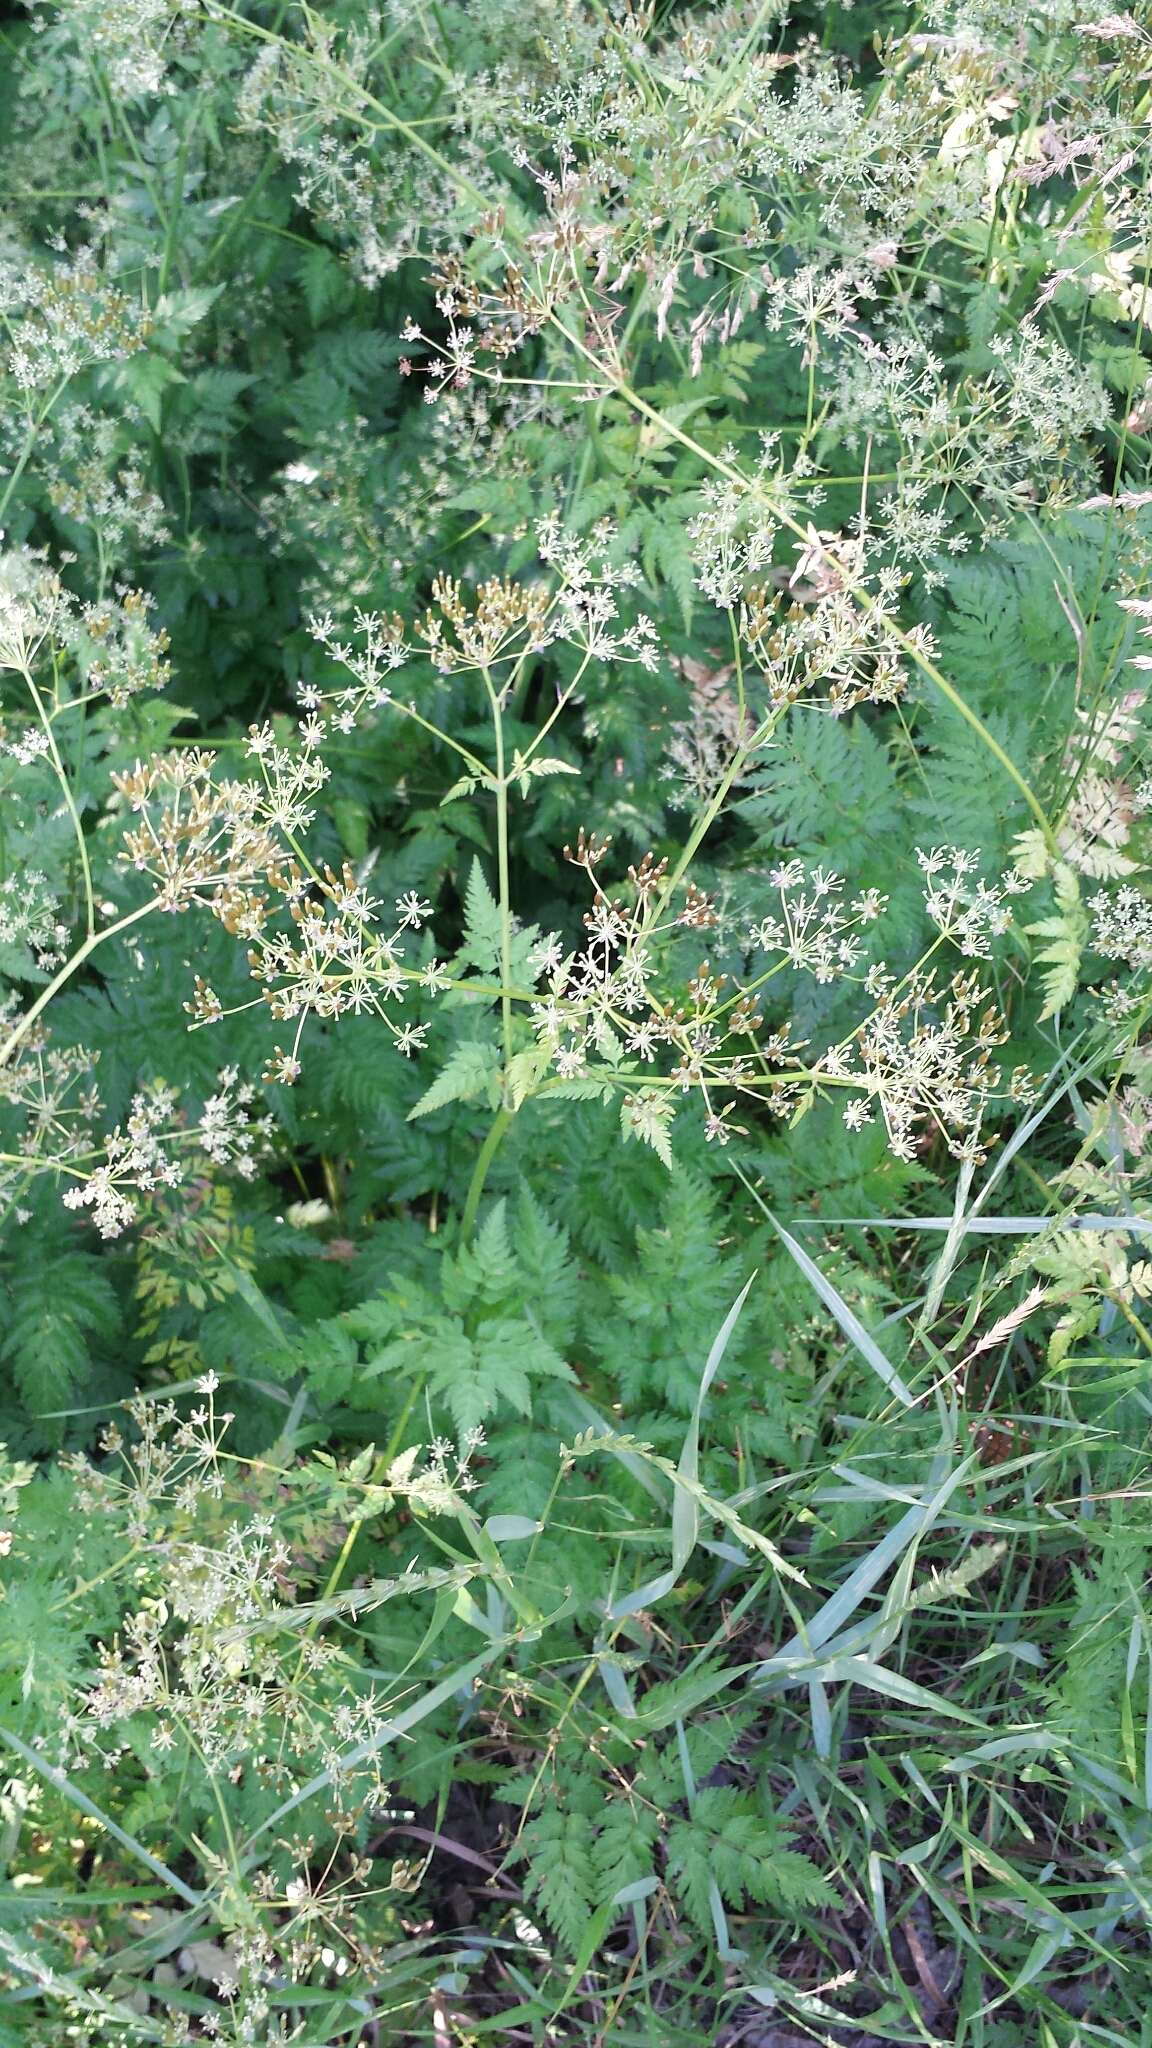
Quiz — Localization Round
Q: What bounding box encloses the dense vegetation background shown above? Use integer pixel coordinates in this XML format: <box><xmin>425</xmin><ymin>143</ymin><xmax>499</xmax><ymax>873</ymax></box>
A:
<box><xmin>1</xmin><ymin>1</ymin><xmax>1152</xmax><ymax>2041</ymax></box>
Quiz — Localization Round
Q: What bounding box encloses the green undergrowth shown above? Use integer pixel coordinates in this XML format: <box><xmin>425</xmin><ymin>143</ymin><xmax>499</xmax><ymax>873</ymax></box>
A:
<box><xmin>1</xmin><ymin>1</ymin><xmax>1152</xmax><ymax>2043</ymax></box>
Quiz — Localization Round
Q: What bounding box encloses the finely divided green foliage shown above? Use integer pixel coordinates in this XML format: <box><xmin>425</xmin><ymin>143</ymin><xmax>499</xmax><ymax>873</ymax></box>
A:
<box><xmin>1</xmin><ymin>0</ymin><xmax>1152</xmax><ymax>2044</ymax></box>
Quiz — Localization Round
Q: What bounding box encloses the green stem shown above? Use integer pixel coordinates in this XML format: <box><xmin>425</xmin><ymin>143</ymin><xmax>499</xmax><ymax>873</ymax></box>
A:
<box><xmin>0</xmin><ymin>898</ymin><xmax>160</xmax><ymax>1070</ymax></box>
<box><xmin>653</xmin><ymin>710</ymin><xmax>776</xmax><ymax>925</ymax></box>
<box><xmin>481</xmin><ymin>667</ymin><xmax>514</xmax><ymax>1064</ymax></box>
<box><xmin>496</xmin><ymin>775</ymin><xmax>512</xmax><ymax>1062</ymax></box>
<box><xmin>24</xmin><ymin>667</ymin><xmax>95</xmax><ymax>937</ymax></box>
<box><xmin>297</xmin><ymin>1378</ymin><xmax>424</xmax><ymax>1657</ymax></box>
<box><xmin>519</xmin><ymin>647</ymin><xmax>593</xmax><ymax>769</ymax></box>
<box><xmin>461</xmin><ymin>1106</ymin><xmax>513</xmax><ymax>1240</ymax></box>
<box><xmin>0</xmin><ymin>375</ymin><xmax>72</xmax><ymax>529</ymax></box>
<box><xmin>394</xmin><ymin>695</ymin><xmax>489</xmax><ymax>773</ymax></box>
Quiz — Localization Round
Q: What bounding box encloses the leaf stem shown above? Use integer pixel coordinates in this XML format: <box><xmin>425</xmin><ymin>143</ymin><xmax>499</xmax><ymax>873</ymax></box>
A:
<box><xmin>461</xmin><ymin>1105</ymin><xmax>513</xmax><ymax>1240</ymax></box>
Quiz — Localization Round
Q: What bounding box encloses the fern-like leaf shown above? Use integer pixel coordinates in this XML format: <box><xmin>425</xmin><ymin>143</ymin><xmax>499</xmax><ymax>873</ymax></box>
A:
<box><xmin>666</xmin><ymin>1788</ymin><xmax>836</xmax><ymax>1931</ymax></box>
<box><xmin>0</xmin><ymin>1251</ymin><xmax>120</xmax><ymax>1419</ymax></box>
<box><xmin>516</xmin><ymin>1809</ymin><xmax>597</xmax><ymax>1950</ymax></box>
<box><xmin>1026</xmin><ymin>862</ymin><xmax>1087</xmax><ymax>1018</ymax></box>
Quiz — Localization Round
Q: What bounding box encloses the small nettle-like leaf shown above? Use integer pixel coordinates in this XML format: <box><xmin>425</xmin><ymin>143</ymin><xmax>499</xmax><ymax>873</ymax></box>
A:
<box><xmin>592</xmin><ymin>1802</ymin><xmax>660</xmax><ymax>1902</ymax></box>
<box><xmin>342</xmin><ymin>1293</ymin><xmax>408</xmax><ymax>1352</ymax></box>
<box><xmin>503</xmin><ymin>1044</ymin><xmax>550</xmax><ymax>1110</ymax></box>
<box><xmin>408</xmin><ymin>1039</ymin><xmax>502</xmax><ymax>1120</ymax></box>
<box><xmin>314</xmin><ymin>1320</ymin><xmax>364</xmax><ymax>1395</ymax></box>
<box><xmin>0</xmin><ymin>941</ymin><xmax>50</xmax><ymax>985</ymax></box>
<box><xmin>177</xmin><ymin>368</ymin><xmax>257</xmax><ymax>455</ymax></box>
<box><xmin>461</xmin><ymin>858</ymin><xmax>503</xmax><ymax>972</ymax></box>
<box><xmin>1010</xmin><ymin>828</ymin><xmax>1051</xmax><ymax>881</ymax></box>
<box><xmin>510</xmin><ymin>750</ymin><xmax>579</xmax><ymax>797</ymax></box>
<box><xmin>444</xmin><ymin>1200</ymin><xmax>519</xmax><ymax>1311</ymax></box>
<box><xmin>414</xmin><ymin>1315</ymin><xmax>573</xmax><ymax>1436</ymax></box>
<box><xmin>512</xmin><ymin>1189</ymin><xmax>578</xmax><ymax>1348</ymax></box>
<box><xmin>621</xmin><ymin>1089</ymin><xmax>676</xmax><ymax>1170</ymax></box>
<box><xmin>297</xmin><ymin>243</ymin><xmax>356</xmax><ymax>324</ymax></box>
<box><xmin>1055</xmin><ymin>1506</ymin><xmax>1152</xmax><ymax>1773</ymax></box>
<box><xmin>1026</xmin><ymin>862</ymin><xmax>1088</xmax><ymax>1019</ymax></box>
<box><xmin>151</xmin><ymin>284</ymin><xmax>224</xmax><ymax>340</ymax></box>
<box><xmin>646</xmin><ymin>515</ymin><xmax>698</xmax><ymax>633</ymax></box>
<box><xmin>112</xmin><ymin>351</ymin><xmax>185</xmax><ymax>431</ymax></box>
<box><xmin>440</xmin><ymin>773</ymin><xmax>482</xmax><ymax>804</ymax></box>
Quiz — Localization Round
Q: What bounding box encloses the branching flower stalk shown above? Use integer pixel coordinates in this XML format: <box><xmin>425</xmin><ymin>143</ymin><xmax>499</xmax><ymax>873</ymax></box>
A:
<box><xmin>16</xmin><ymin>657</ymin><xmax>96</xmax><ymax>938</ymax></box>
<box><xmin>535</xmin><ymin>312</ymin><xmax>1060</xmax><ymax>852</ymax></box>
<box><xmin>0</xmin><ymin>896</ymin><xmax>160</xmax><ymax>1074</ymax></box>
<box><xmin>0</xmin><ymin>493</ymin><xmax>1049</xmax><ymax>1236</ymax></box>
